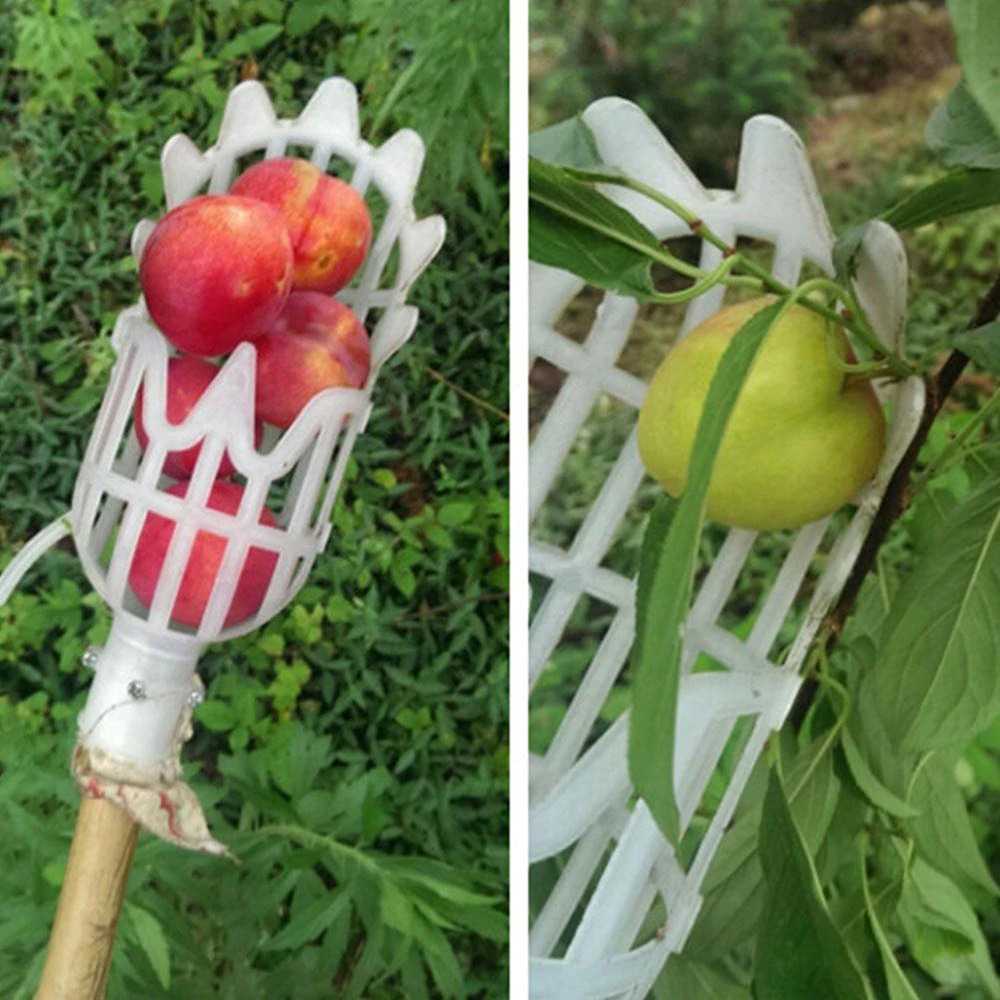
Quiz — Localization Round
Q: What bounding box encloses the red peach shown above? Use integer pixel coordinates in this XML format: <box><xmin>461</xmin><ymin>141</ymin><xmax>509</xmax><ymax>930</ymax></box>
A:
<box><xmin>134</xmin><ymin>356</ymin><xmax>264</xmax><ymax>480</ymax></box>
<box><xmin>230</xmin><ymin>157</ymin><xmax>372</xmax><ymax>294</ymax></box>
<box><xmin>129</xmin><ymin>480</ymin><xmax>279</xmax><ymax>629</ymax></box>
<box><xmin>254</xmin><ymin>291</ymin><xmax>370</xmax><ymax>429</ymax></box>
<box><xmin>139</xmin><ymin>194</ymin><xmax>294</xmax><ymax>357</ymax></box>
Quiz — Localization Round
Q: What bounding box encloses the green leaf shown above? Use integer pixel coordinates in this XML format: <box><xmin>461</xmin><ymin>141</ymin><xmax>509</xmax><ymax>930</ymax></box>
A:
<box><xmin>655</xmin><ymin>952</ymin><xmax>748</xmax><ymax>998</ymax></box>
<box><xmin>529</xmin><ymin>116</ymin><xmax>602</xmax><ymax>170</ymax></box>
<box><xmin>326</xmin><ymin>593</ymin><xmax>355</xmax><ymax>622</ymax></box>
<box><xmin>840</xmin><ymin>727</ymin><xmax>918</xmax><ymax>818</ymax></box>
<box><xmin>753</xmin><ymin>769</ymin><xmax>875</xmax><ymax>1000</ymax></box>
<box><xmin>528</xmin><ymin>157</ymin><xmax>663</xmax><ymax>299</ymax></box>
<box><xmin>864</xmin><ymin>476</ymin><xmax>1000</xmax><ymax>752</ymax></box>
<box><xmin>287</xmin><ymin>0</ymin><xmax>328</xmax><ymax>37</ymax></box>
<box><xmin>126</xmin><ymin>904</ymin><xmax>171</xmax><ymax>991</ymax></box>
<box><xmin>392</xmin><ymin>561</ymin><xmax>417</xmax><ymax>598</ymax></box>
<box><xmin>217</xmin><ymin>23</ymin><xmax>283</xmax><ymax>60</ymax></box>
<box><xmin>257</xmin><ymin>631</ymin><xmax>285</xmax><ymax>657</ymax></box>
<box><xmin>832</xmin><ymin>221</ymin><xmax>871</xmax><ymax>285</ymax></box>
<box><xmin>437</xmin><ymin>501</ymin><xmax>474</xmax><ymax>527</ymax></box>
<box><xmin>629</xmin><ymin>303</ymin><xmax>781</xmax><ymax>845</ymax></box>
<box><xmin>686</xmin><ymin>731</ymin><xmax>840</xmax><ymax>959</ymax></box>
<box><xmin>262</xmin><ymin>890</ymin><xmax>351</xmax><ymax>952</ymax></box>
<box><xmin>380</xmin><ymin>880</ymin><xmax>417</xmax><ymax>935</ymax></box>
<box><xmin>952</xmin><ymin>321</ymin><xmax>1000</xmax><ymax>373</ymax></box>
<box><xmin>881</xmin><ymin>168</ymin><xmax>1000</xmax><ymax>230</ymax></box>
<box><xmin>196</xmin><ymin>699</ymin><xmax>236</xmax><ymax>732</ymax></box>
<box><xmin>949</xmin><ymin>0</ymin><xmax>1000</xmax><ymax>137</ymax></box>
<box><xmin>860</xmin><ymin>847</ymin><xmax>919</xmax><ymax>1000</ymax></box>
<box><xmin>926</xmin><ymin>79</ymin><xmax>1000</xmax><ymax>169</ymax></box>
<box><xmin>906</xmin><ymin>753</ymin><xmax>999</xmax><ymax>906</ymax></box>
<box><xmin>898</xmin><ymin>858</ymin><xmax>999</xmax><ymax>995</ymax></box>
<box><xmin>0</xmin><ymin>157</ymin><xmax>18</xmax><ymax>198</ymax></box>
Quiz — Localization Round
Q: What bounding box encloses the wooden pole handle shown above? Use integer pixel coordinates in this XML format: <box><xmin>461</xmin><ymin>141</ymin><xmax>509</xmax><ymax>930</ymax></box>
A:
<box><xmin>36</xmin><ymin>795</ymin><xmax>138</xmax><ymax>1000</ymax></box>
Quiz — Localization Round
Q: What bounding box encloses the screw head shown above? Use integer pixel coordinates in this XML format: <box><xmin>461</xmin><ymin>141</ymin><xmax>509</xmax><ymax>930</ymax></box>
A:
<box><xmin>81</xmin><ymin>646</ymin><xmax>101</xmax><ymax>670</ymax></box>
<box><xmin>187</xmin><ymin>688</ymin><xmax>204</xmax><ymax>708</ymax></box>
<box><xmin>127</xmin><ymin>679</ymin><xmax>148</xmax><ymax>701</ymax></box>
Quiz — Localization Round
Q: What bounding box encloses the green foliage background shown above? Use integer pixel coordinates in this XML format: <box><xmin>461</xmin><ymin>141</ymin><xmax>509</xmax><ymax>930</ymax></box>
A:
<box><xmin>530</xmin><ymin>0</ymin><xmax>812</xmax><ymax>186</ymax></box>
<box><xmin>0</xmin><ymin>1</ymin><xmax>508</xmax><ymax>996</ymax></box>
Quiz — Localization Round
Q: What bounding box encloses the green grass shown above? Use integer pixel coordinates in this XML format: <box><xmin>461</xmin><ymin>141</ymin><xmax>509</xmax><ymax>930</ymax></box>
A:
<box><xmin>0</xmin><ymin>2</ymin><xmax>508</xmax><ymax>996</ymax></box>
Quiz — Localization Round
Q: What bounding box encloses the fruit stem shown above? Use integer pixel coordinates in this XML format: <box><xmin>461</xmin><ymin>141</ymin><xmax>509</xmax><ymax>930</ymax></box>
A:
<box><xmin>620</xmin><ymin>175</ymin><xmax>732</xmax><ymax>256</ymax></box>
<box><xmin>650</xmin><ymin>254</ymin><xmax>740</xmax><ymax>304</ymax></box>
<box><xmin>782</xmin><ymin>277</ymin><xmax>915</xmax><ymax>380</ymax></box>
<box><xmin>612</xmin><ymin>173</ymin><xmax>916</xmax><ymax>378</ymax></box>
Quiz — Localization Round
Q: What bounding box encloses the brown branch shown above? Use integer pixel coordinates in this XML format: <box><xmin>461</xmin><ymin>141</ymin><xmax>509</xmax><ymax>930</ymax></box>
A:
<box><xmin>789</xmin><ymin>272</ymin><xmax>1000</xmax><ymax>725</ymax></box>
<box><xmin>426</xmin><ymin>366</ymin><xmax>509</xmax><ymax>422</ymax></box>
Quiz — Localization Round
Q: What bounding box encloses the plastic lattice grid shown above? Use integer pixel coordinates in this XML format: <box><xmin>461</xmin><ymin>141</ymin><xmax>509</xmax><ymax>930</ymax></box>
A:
<box><xmin>528</xmin><ymin>99</ymin><xmax>924</xmax><ymax>999</ymax></box>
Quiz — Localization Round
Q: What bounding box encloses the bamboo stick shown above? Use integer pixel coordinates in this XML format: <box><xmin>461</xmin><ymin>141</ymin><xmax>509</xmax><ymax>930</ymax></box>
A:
<box><xmin>36</xmin><ymin>795</ymin><xmax>138</xmax><ymax>1000</ymax></box>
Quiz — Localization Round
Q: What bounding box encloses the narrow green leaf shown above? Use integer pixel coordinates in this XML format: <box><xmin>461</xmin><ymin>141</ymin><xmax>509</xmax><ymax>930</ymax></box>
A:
<box><xmin>686</xmin><ymin>732</ymin><xmax>841</xmax><ymax>959</ymax></box>
<box><xmin>860</xmin><ymin>845</ymin><xmax>920</xmax><ymax>1000</ymax></box>
<box><xmin>400</xmin><ymin>950</ymin><xmax>431</xmax><ymax>1000</ymax></box>
<box><xmin>881</xmin><ymin>168</ymin><xmax>1000</xmax><ymax>230</ymax></box>
<box><xmin>840</xmin><ymin>727</ymin><xmax>918</xmax><ymax>818</ymax></box>
<box><xmin>952</xmin><ymin>321</ymin><xmax>1000</xmax><ymax>373</ymax></box>
<box><xmin>863</xmin><ymin>476</ymin><xmax>1000</xmax><ymax>752</ymax></box>
<box><xmin>926</xmin><ymin>79</ymin><xmax>1000</xmax><ymax>169</ymax></box>
<box><xmin>287</xmin><ymin>1</ymin><xmax>327</xmax><ymax>37</ymax></box>
<box><xmin>261</xmin><ymin>890</ymin><xmax>350</xmax><ymax>952</ymax></box>
<box><xmin>126</xmin><ymin>904</ymin><xmax>171</xmax><ymax>991</ymax></box>
<box><xmin>529</xmin><ymin>116</ymin><xmax>602</xmax><ymax>169</ymax></box>
<box><xmin>412</xmin><ymin>918</ymin><xmax>464</xmax><ymax>997</ymax></box>
<box><xmin>217</xmin><ymin>23</ymin><xmax>283</xmax><ymax>60</ymax></box>
<box><xmin>381</xmin><ymin>881</ymin><xmax>418</xmax><ymax>935</ymax></box>
<box><xmin>655</xmin><ymin>952</ymin><xmax>748</xmax><ymax>998</ymax></box>
<box><xmin>754</xmin><ymin>769</ymin><xmax>875</xmax><ymax>1000</ymax></box>
<box><xmin>906</xmin><ymin>753</ymin><xmax>999</xmax><ymax>906</ymax></box>
<box><xmin>437</xmin><ymin>501</ymin><xmax>474</xmax><ymax>527</ymax></box>
<box><xmin>528</xmin><ymin>157</ymin><xmax>662</xmax><ymax>299</ymax></box>
<box><xmin>832</xmin><ymin>221</ymin><xmax>871</xmax><ymax>285</ymax></box>
<box><xmin>949</xmin><ymin>0</ymin><xmax>1000</xmax><ymax>137</ymax></box>
<box><xmin>898</xmin><ymin>858</ymin><xmax>999</xmax><ymax>995</ymax></box>
<box><xmin>629</xmin><ymin>303</ymin><xmax>783</xmax><ymax>845</ymax></box>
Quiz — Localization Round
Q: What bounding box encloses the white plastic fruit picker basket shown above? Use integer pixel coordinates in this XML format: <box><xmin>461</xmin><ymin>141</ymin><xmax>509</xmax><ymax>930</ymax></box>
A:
<box><xmin>528</xmin><ymin>98</ymin><xmax>925</xmax><ymax>1000</ymax></box>
<box><xmin>0</xmin><ymin>76</ymin><xmax>444</xmax><ymax>999</ymax></box>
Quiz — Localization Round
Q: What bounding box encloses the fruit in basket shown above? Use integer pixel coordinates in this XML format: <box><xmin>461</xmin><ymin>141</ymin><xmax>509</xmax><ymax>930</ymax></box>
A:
<box><xmin>230</xmin><ymin>157</ymin><xmax>372</xmax><ymax>294</ymax></box>
<box><xmin>254</xmin><ymin>291</ymin><xmax>370</xmax><ymax>429</ymax></box>
<box><xmin>140</xmin><ymin>195</ymin><xmax>294</xmax><ymax>357</ymax></box>
<box><xmin>637</xmin><ymin>296</ymin><xmax>886</xmax><ymax>531</ymax></box>
<box><xmin>133</xmin><ymin>355</ymin><xmax>264</xmax><ymax>480</ymax></box>
<box><xmin>129</xmin><ymin>480</ymin><xmax>279</xmax><ymax>628</ymax></box>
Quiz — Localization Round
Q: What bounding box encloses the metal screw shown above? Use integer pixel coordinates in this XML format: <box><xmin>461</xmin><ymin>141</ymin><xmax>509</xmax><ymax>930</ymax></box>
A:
<box><xmin>81</xmin><ymin>646</ymin><xmax>101</xmax><ymax>670</ymax></box>
<box><xmin>187</xmin><ymin>688</ymin><xmax>204</xmax><ymax>708</ymax></box>
<box><xmin>127</xmin><ymin>679</ymin><xmax>148</xmax><ymax>701</ymax></box>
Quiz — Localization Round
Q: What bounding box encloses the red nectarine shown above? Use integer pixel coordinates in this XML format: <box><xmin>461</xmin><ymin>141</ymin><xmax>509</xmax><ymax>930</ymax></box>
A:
<box><xmin>254</xmin><ymin>291</ymin><xmax>370</xmax><ymax>429</ymax></box>
<box><xmin>140</xmin><ymin>195</ymin><xmax>294</xmax><ymax>357</ymax></box>
<box><xmin>129</xmin><ymin>480</ymin><xmax>279</xmax><ymax>628</ymax></box>
<box><xmin>134</xmin><ymin>356</ymin><xmax>263</xmax><ymax>480</ymax></box>
<box><xmin>230</xmin><ymin>158</ymin><xmax>372</xmax><ymax>294</ymax></box>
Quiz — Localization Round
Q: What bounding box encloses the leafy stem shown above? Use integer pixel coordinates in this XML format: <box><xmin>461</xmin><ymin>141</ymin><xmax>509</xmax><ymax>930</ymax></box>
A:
<box><xmin>605</xmin><ymin>173</ymin><xmax>916</xmax><ymax>378</ymax></box>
